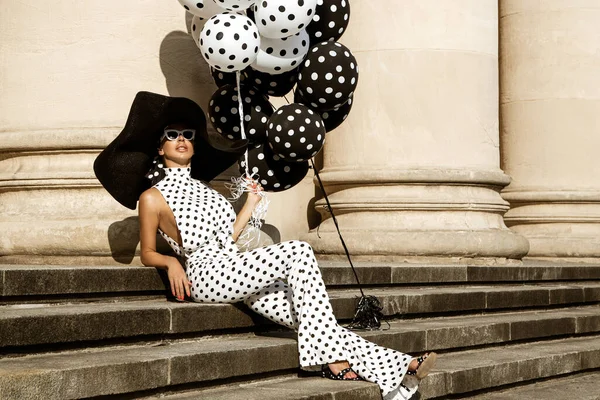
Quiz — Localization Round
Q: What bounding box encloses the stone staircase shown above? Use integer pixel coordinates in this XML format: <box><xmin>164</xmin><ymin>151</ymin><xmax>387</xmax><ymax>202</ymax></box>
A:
<box><xmin>2</xmin><ymin>261</ymin><xmax>600</xmax><ymax>399</ymax></box>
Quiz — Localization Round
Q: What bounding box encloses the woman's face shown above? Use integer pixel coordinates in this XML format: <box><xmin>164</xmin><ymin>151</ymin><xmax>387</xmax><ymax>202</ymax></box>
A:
<box><xmin>158</xmin><ymin>123</ymin><xmax>195</xmax><ymax>167</ymax></box>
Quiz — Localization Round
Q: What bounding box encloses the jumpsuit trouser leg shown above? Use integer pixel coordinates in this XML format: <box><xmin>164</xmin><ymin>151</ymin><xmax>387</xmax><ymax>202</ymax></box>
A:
<box><xmin>188</xmin><ymin>240</ymin><xmax>417</xmax><ymax>398</ymax></box>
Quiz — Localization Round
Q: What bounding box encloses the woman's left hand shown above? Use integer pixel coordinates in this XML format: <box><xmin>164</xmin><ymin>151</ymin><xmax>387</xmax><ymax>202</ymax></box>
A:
<box><xmin>245</xmin><ymin>178</ymin><xmax>264</xmax><ymax>207</ymax></box>
<box><xmin>246</xmin><ymin>191</ymin><xmax>263</xmax><ymax>206</ymax></box>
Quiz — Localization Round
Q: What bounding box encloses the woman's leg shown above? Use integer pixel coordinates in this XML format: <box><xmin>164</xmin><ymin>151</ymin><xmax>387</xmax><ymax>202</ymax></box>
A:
<box><xmin>243</xmin><ymin>280</ymin><xmax>298</xmax><ymax>329</ymax></box>
<box><xmin>188</xmin><ymin>241</ymin><xmax>419</xmax><ymax>398</ymax></box>
<box><xmin>188</xmin><ymin>240</ymin><xmax>349</xmax><ymax>368</ymax></box>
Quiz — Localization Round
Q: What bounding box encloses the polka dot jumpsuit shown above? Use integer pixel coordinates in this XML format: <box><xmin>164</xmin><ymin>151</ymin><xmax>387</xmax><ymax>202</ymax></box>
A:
<box><xmin>154</xmin><ymin>168</ymin><xmax>419</xmax><ymax>399</ymax></box>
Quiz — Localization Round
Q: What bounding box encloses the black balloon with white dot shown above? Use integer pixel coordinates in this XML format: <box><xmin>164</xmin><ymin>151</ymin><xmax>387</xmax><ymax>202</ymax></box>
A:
<box><xmin>240</xmin><ymin>142</ymin><xmax>309</xmax><ymax>191</ymax></box>
<box><xmin>306</xmin><ymin>0</ymin><xmax>350</xmax><ymax>45</ymax></box>
<box><xmin>266</xmin><ymin>103</ymin><xmax>325</xmax><ymax>161</ymax></box>
<box><xmin>295</xmin><ymin>90</ymin><xmax>352</xmax><ymax>133</ymax></box>
<box><xmin>210</xmin><ymin>66</ymin><xmax>240</xmax><ymax>87</ymax></box>
<box><xmin>208</xmin><ymin>84</ymin><xmax>274</xmax><ymax>143</ymax></box>
<box><xmin>245</xmin><ymin>66</ymin><xmax>298</xmax><ymax>96</ymax></box>
<box><xmin>297</xmin><ymin>40</ymin><xmax>358</xmax><ymax>111</ymax></box>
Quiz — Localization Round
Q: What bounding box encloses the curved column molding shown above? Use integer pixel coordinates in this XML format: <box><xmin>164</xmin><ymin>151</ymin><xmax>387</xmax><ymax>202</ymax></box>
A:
<box><xmin>500</xmin><ymin>0</ymin><xmax>600</xmax><ymax>260</ymax></box>
<box><xmin>304</xmin><ymin>0</ymin><xmax>529</xmax><ymax>261</ymax></box>
<box><xmin>0</xmin><ymin>129</ymin><xmax>142</xmax><ymax>264</ymax></box>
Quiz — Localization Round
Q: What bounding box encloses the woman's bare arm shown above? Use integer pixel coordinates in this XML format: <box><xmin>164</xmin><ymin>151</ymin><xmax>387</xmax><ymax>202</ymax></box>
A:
<box><xmin>139</xmin><ymin>188</ymin><xmax>190</xmax><ymax>300</ymax></box>
<box><xmin>232</xmin><ymin>192</ymin><xmax>262</xmax><ymax>242</ymax></box>
<box><xmin>139</xmin><ymin>189</ymin><xmax>175</xmax><ymax>269</ymax></box>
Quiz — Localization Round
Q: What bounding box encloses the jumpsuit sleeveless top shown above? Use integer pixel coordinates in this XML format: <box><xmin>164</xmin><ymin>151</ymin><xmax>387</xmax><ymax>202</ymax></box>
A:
<box><xmin>153</xmin><ymin>167</ymin><xmax>239</xmax><ymax>265</ymax></box>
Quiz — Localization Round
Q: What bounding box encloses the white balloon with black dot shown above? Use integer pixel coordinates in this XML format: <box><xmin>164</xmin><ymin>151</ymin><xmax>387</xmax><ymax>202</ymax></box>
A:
<box><xmin>191</xmin><ymin>15</ymin><xmax>205</xmax><ymax>50</ymax></box>
<box><xmin>254</xmin><ymin>0</ymin><xmax>318</xmax><ymax>39</ymax></box>
<box><xmin>297</xmin><ymin>40</ymin><xmax>358</xmax><ymax>110</ymax></box>
<box><xmin>240</xmin><ymin>142</ymin><xmax>309</xmax><ymax>191</ymax></box>
<box><xmin>252</xmin><ymin>29</ymin><xmax>310</xmax><ymax>74</ymax></box>
<box><xmin>266</xmin><ymin>103</ymin><xmax>326</xmax><ymax>161</ymax></box>
<box><xmin>199</xmin><ymin>13</ymin><xmax>260</xmax><ymax>72</ymax></box>
<box><xmin>177</xmin><ymin>0</ymin><xmax>228</xmax><ymax>18</ymax></box>
<box><xmin>214</xmin><ymin>0</ymin><xmax>256</xmax><ymax>11</ymax></box>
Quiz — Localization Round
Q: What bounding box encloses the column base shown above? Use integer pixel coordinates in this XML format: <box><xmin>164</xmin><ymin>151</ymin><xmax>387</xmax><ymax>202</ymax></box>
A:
<box><xmin>304</xmin><ymin>228</ymin><xmax>529</xmax><ymax>261</ymax></box>
<box><xmin>304</xmin><ymin>168</ymin><xmax>530</xmax><ymax>260</ymax></box>
<box><xmin>504</xmin><ymin>190</ymin><xmax>600</xmax><ymax>260</ymax></box>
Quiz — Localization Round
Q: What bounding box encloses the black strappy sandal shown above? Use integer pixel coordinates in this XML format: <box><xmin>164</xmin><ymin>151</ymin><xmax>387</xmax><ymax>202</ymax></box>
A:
<box><xmin>322</xmin><ymin>365</ymin><xmax>362</xmax><ymax>381</ymax></box>
<box><xmin>406</xmin><ymin>352</ymin><xmax>437</xmax><ymax>379</ymax></box>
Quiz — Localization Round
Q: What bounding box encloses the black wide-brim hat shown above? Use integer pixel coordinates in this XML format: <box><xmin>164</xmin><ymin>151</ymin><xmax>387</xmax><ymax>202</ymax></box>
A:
<box><xmin>94</xmin><ymin>91</ymin><xmax>248</xmax><ymax>210</ymax></box>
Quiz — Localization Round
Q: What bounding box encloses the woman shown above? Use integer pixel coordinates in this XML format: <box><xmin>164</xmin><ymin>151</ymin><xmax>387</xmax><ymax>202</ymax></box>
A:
<box><xmin>94</xmin><ymin>92</ymin><xmax>436</xmax><ymax>400</ymax></box>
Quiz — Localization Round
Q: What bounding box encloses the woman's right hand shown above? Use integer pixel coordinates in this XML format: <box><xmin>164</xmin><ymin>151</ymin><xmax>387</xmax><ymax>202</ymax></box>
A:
<box><xmin>166</xmin><ymin>259</ymin><xmax>192</xmax><ymax>301</ymax></box>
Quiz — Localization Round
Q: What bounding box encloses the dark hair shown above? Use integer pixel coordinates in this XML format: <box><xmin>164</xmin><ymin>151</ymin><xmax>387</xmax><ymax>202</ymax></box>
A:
<box><xmin>146</xmin><ymin>156</ymin><xmax>166</xmax><ymax>186</ymax></box>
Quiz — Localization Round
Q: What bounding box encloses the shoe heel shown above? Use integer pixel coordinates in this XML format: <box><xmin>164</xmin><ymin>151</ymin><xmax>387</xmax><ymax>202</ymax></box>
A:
<box><xmin>415</xmin><ymin>352</ymin><xmax>437</xmax><ymax>380</ymax></box>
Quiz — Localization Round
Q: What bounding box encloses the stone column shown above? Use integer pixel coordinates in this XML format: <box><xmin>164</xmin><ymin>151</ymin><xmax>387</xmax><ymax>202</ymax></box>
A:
<box><xmin>0</xmin><ymin>0</ymin><xmax>315</xmax><ymax>264</ymax></box>
<box><xmin>500</xmin><ymin>0</ymin><xmax>600</xmax><ymax>260</ymax></box>
<box><xmin>305</xmin><ymin>0</ymin><xmax>529</xmax><ymax>261</ymax></box>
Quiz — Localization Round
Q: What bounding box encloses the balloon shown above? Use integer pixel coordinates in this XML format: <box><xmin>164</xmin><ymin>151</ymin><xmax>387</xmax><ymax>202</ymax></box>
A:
<box><xmin>253</xmin><ymin>0</ymin><xmax>318</xmax><ymax>39</ymax></box>
<box><xmin>199</xmin><ymin>13</ymin><xmax>260</xmax><ymax>72</ymax></box>
<box><xmin>306</xmin><ymin>0</ymin><xmax>350</xmax><ymax>45</ymax></box>
<box><xmin>240</xmin><ymin>142</ymin><xmax>309</xmax><ymax>191</ymax></box>
<box><xmin>266</xmin><ymin>103</ymin><xmax>325</xmax><ymax>161</ymax></box>
<box><xmin>213</xmin><ymin>0</ymin><xmax>255</xmax><ymax>11</ymax></box>
<box><xmin>252</xmin><ymin>29</ymin><xmax>310</xmax><ymax>74</ymax></box>
<box><xmin>294</xmin><ymin>90</ymin><xmax>353</xmax><ymax>132</ymax></box>
<box><xmin>245</xmin><ymin>67</ymin><xmax>298</xmax><ymax>96</ymax></box>
<box><xmin>191</xmin><ymin>15</ymin><xmax>205</xmax><ymax>49</ymax></box>
<box><xmin>177</xmin><ymin>0</ymin><xmax>227</xmax><ymax>19</ymax></box>
<box><xmin>210</xmin><ymin>67</ymin><xmax>239</xmax><ymax>86</ymax></box>
<box><xmin>208</xmin><ymin>84</ymin><xmax>274</xmax><ymax>143</ymax></box>
<box><xmin>246</xmin><ymin>4</ymin><xmax>256</xmax><ymax>22</ymax></box>
<box><xmin>297</xmin><ymin>41</ymin><xmax>358</xmax><ymax>110</ymax></box>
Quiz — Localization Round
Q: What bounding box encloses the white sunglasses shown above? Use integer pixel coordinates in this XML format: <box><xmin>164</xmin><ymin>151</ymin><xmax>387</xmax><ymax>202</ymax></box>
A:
<box><xmin>161</xmin><ymin>128</ymin><xmax>196</xmax><ymax>141</ymax></box>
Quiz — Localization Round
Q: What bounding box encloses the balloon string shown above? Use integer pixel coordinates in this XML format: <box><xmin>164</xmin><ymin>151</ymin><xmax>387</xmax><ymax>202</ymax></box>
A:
<box><xmin>310</xmin><ymin>158</ymin><xmax>365</xmax><ymax>297</ymax></box>
<box><xmin>236</xmin><ymin>71</ymin><xmax>250</xmax><ymax>178</ymax></box>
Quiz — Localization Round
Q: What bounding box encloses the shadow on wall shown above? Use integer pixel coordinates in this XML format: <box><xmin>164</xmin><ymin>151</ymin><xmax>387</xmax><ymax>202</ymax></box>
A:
<box><xmin>159</xmin><ymin>13</ymin><xmax>214</xmax><ymax>107</ymax></box>
<box><xmin>108</xmin><ymin>216</ymin><xmax>172</xmax><ymax>264</ymax></box>
<box><xmin>108</xmin><ymin>217</ymin><xmax>140</xmax><ymax>264</ymax></box>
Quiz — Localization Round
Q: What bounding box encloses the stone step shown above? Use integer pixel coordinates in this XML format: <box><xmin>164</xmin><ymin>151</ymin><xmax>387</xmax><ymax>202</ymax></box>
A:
<box><xmin>464</xmin><ymin>371</ymin><xmax>600</xmax><ymax>399</ymax></box>
<box><xmin>139</xmin><ymin>376</ymin><xmax>380</xmax><ymax>400</ymax></box>
<box><xmin>2</xmin><ymin>280</ymin><xmax>600</xmax><ymax>349</ymax></box>
<box><xmin>420</xmin><ymin>336</ymin><xmax>600</xmax><ymax>398</ymax></box>
<box><xmin>2</xmin><ymin>329</ymin><xmax>600</xmax><ymax>399</ymax></box>
<box><xmin>2</xmin><ymin>261</ymin><xmax>600</xmax><ymax>299</ymax></box>
<box><xmin>330</xmin><ymin>282</ymin><xmax>600</xmax><ymax>317</ymax></box>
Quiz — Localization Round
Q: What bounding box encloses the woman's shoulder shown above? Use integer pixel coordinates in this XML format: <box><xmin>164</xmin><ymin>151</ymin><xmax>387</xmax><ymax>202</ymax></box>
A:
<box><xmin>138</xmin><ymin>187</ymin><xmax>164</xmax><ymax>210</ymax></box>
